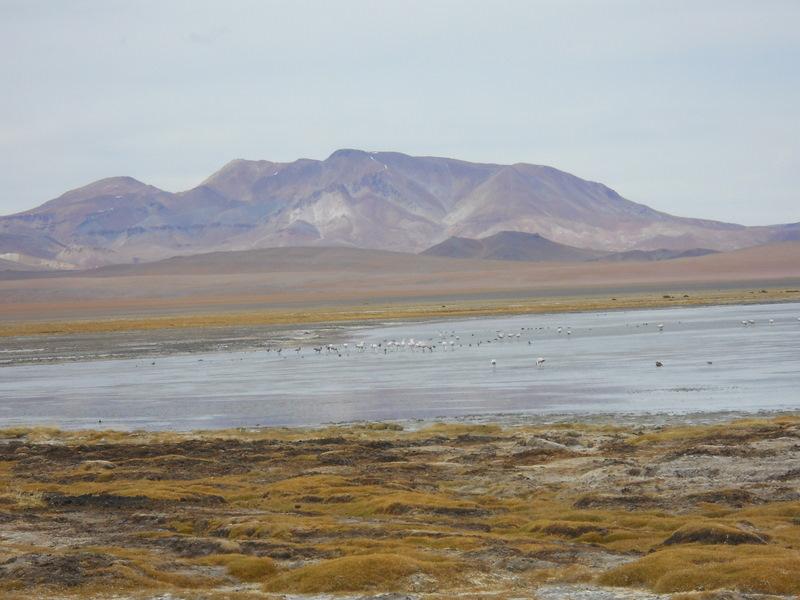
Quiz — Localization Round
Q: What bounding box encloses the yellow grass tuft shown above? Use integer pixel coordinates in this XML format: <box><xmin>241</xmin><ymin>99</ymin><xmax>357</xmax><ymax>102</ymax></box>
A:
<box><xmin>262</xmin><ymin>552</ymin><xmax>459</xmax><ymax>593</ymax></box>
<box><xmin>599</xmin><ymin>546</ymin><xmax>800</xmax><ymax>594</ymax></box>
<box><xmin>352</xmin><ymin>491</ymin><xmax>482</xmax><ymax>517</ymax></box>
<box><xmin>662</xmin><ymin>522</ymin><xmax>768</xmax><ymax>546</ymax></box>
<box><xmin>200</xmin><ymin>553</ymin><xmax>278</xmax><ymax>582</ymax></box>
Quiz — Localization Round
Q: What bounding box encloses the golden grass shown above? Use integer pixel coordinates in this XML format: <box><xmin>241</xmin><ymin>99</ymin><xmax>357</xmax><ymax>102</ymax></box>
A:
<box><xmin>3</xmin><ymin>415</ymin><xmax>800</xmax><ymax>597</ymax></box>
<box><xmin>662</xmin><ymin>522</ymin><xmax>768</xmax><ymax>546</ymax></box>
<box><xmin>629</xmin><ymin>415</ymin><xmax>800</xmax><ymax>446</ymax></box>
<box><xmin>199</xmin><ymin>553</ymin><xmax>277</xmax><ymax>582</ymax></box>
<box><xmin>27</xmin><ymin>477</ymin><xmax>241</xmax><ymax>502</ymax></box>
<box><xmin>350</xmin><ymin>491</ymin><xmax>482</xmax><ymax>517</ymax></box>
<box><xmin>599</xmin><ymin>546</ymin><xmax>800</xmax><ymax>594</ymax></box>
<box><xmin>262</xmin><ymin>552</ymin><xmax>461</xmax><ymax>593</ymax></box>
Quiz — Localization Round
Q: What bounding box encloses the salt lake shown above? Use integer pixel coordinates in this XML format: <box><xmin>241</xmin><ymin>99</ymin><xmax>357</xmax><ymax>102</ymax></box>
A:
<box><xmin>1</xmin><ymin>302</ymin><xmax>798</xmax><ymax>430</ymax></box>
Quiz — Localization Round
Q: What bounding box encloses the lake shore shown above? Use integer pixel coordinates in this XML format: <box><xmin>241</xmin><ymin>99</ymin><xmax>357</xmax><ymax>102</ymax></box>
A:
<box><xmin>2</xmin><ymin>285</ymin><xmax>799</xmax><ymax>366</ymax></box>
<box><xmin>1</xmin><ymin>413</ymin><xmax>799</xmax><ymax>599</ymax></box>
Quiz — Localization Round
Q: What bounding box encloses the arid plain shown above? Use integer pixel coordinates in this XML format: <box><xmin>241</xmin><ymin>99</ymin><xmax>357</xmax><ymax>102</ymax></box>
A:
<box><xmin>2</xmin><ymin>241</ymin><xmax>800</xmax><ymax>329</ymax></box>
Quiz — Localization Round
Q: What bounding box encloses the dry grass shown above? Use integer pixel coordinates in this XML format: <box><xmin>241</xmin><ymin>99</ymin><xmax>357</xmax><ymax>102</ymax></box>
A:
<box><xmin>629</xmin><ymin>415</ymin><xmax>800</xmax><ymax>446</ymax></box>
<box><xmin>199</xmin><ymin>553</ymin><xmax>277</xmax><ymax>582</ymax></box>
<box><xmin>661</xmin><ymin>522</ymin><xmax>768</xmax><ymax>546</ymax></box>
<box><xmin>262</xmin><ymin>552</ymin><xmax>461</xmax><ymax>593</ymax></box>
<box><xmin>599</xmin><ymin>546</ymin><xmax>800</xmax><ymax>594</ymax></box>
<box><xmin>1</xmin><ymin>287</ymin><xmax>794</xmax><ymax>337</ymax></box>
<box><xmin>1</xmin><ymin>415</ymin><xmax>799</xmax><ymax>597</ymax></box>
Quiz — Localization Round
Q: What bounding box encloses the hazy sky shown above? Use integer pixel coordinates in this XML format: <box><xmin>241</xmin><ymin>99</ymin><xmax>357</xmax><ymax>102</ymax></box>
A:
<box><xmin>1</xmin><ymin>1</ymin><xmax>798</xmax><ymax>224</ymax></box>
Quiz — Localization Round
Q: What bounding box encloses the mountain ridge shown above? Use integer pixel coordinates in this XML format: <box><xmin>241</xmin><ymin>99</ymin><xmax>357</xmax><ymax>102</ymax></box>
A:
<box><xmin>1</xmin><ymin>149</ymin><xmax>796</xmax><ymax>269</ymax></box>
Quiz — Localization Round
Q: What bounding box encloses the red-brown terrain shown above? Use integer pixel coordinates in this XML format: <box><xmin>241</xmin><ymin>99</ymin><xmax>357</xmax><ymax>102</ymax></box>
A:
<box><xmin>1</xmin><ymin>242</ymin><xmax>799</xmax><ymax>324</ymax></box>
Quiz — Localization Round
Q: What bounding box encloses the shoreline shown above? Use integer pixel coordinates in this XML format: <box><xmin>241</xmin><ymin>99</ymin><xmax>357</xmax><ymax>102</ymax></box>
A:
<box><xmin>4</xmin><ymin>407</ymin><xmax>800</xmax><ymax>436</ymax></box>
<box><xmin>1</xmin><ymin>288</ymin><xmax>798</xmax><ymax>368</ymax></box>
<box><xmin>2</xmin><ymin>284</ymin><xmax>799</xmax><ymax>338</ymax></box>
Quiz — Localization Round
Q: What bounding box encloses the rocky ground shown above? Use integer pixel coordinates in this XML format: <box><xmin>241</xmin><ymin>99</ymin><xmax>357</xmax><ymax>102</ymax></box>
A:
<box><xmin>1</xmin><ymin>415</ymin><xmax>799</xmax><ymax>599</ymax></box>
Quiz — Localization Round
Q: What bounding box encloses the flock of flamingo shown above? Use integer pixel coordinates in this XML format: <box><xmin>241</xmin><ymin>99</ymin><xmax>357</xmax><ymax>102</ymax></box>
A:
<box><xmin>261</xmin><ymin>315</ymin><xmax>799</xmax><ymax>369</ymax></box>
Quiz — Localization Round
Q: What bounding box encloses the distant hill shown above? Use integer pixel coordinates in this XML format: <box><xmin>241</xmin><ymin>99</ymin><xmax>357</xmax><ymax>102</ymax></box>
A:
<box><xmin>592</xmin><ymin>248</ymin><xmax>719</xmax><ymax>262</ymax></box>
<box><xmin>0</xmin><ymin>149</ymin><xmax>797</xmax><ymax>269</ymax></box>
<box><xmin>421</xmin><ymin>232</ymin><xmax>722</xmax><ymax>263</ymax></box>
<box><xmin>422</xmin><ymin>231</ymin><xmax>603</xmax><ymax>261</ymax></box>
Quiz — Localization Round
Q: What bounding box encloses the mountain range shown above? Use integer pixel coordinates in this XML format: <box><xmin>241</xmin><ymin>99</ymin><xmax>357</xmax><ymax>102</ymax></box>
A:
<box><xmin>1</xmin><ymin>149</ymin><xmax>797</xmax><ymax>269</ymax></box>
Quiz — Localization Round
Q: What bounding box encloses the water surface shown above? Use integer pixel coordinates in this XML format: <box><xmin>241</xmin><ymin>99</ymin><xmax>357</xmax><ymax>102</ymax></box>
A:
<box><xmin>1</xmin><ymin>302</ymin><xmax>798</xmax><ymax>429</ymax></box>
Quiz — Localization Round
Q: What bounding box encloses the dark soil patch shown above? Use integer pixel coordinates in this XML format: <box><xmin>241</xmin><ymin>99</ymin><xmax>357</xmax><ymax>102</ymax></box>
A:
<box><xmin>0</xmin><ymin>552</ymin><xmax>115</xmax><ymax>588</ymax></box>
<box><xmin>686</xmin><ymin>488</ymin><xmax>759</xmax><ymax>507</ymax></box>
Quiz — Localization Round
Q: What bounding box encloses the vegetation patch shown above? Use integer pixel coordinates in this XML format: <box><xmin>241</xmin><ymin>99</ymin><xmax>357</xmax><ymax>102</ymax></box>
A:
<box><xmin>200</xmin><ymin>553</ymin><xmax>277</xmax><ymax>581</ymax></box>
<box><xmin>262</xmin><ymin>552</ymin><xmax>459</xmax><ymax>593</ymax></box>
<box><xmin>1</xmin><ymin>415</ymin><xmax>799</xmax><ymax>597</ymax></box>
<box><xmin>599</xmin><ymin>546</ymin><xmax>800</xmax><ymax>594</ymax></box>
<box><xmin>662</xmin><ymin>522</ymin><xmax>769</xmax><ymax>546</ymax></box>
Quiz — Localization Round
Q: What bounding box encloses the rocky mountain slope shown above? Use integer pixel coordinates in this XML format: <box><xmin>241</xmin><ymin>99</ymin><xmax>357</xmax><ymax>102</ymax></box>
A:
<box><xmin>1</xmin><ymin>149</ymin><xmax>796</xmax><ymax>268</ymax></box>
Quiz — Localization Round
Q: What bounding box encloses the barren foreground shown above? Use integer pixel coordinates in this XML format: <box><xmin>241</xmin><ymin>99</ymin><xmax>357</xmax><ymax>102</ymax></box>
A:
<box><xmin>1</xmin><ymin>415</ymin><xmax>799</xmax><ymax>599</ymax></box>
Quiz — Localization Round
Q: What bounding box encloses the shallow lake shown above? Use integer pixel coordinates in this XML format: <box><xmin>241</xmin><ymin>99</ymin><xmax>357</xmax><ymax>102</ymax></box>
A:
<box><xmin>1</xmin><ymin>302</ymin><xmax>799</xmax><ymax>430</ymax></box>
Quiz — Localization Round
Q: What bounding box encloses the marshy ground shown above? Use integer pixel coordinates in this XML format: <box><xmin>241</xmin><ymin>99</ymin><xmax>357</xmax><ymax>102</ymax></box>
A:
<box><xmin>1</xmin><ymin>415</ymin><xmax>799</xmax><ymax>599</ymax></box>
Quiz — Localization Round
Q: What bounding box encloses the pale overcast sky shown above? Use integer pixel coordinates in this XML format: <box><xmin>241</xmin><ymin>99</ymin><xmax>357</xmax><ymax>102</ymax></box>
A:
<box><xmin>1</xmin><ymin>0</ymin><xmax>798</xmax><ymax>224</ymax></box>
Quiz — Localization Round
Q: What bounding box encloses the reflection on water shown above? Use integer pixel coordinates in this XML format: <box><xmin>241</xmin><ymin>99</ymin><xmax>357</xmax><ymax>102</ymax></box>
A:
<box><xmin>1</xmin><ymin>302</ymin><xmax>799</xmax><ymax>430</ymax></box>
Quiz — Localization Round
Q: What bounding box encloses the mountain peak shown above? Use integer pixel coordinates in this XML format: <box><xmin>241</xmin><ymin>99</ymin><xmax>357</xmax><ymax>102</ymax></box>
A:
<box><xmin>78</xmin><ymin>176</ymin><xmax>151</xmax><ymax>192</ymax></box>
<box><xmin>326</xmin><ymin>148</ymin><xmax>371</xmax><ymax>161</ymax></box>
<box><xmin>35</xmin><ymin>176</ymin><xmax>157</xmax><ymax>210</ymax></box>
<box><xmin>201</xmin><ymin>159</ymin><xmax>283</xmax><ymax>201</ymax></box>
<box><xmin>489</xmin><ymin>231</ymin><xmax>544</xmax><ymax>241</ymax></box>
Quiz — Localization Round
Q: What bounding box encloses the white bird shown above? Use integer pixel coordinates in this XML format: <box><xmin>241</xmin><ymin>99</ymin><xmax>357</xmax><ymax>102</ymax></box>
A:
<box><xmin>536</xmin><ymin>357</ymin><xmax>546</xmax><ymax>367</ymax></box>
<box><xmin>491</xmin><ymin>359</ymin><xmax>496</xmax><ymax>366</ymax></box>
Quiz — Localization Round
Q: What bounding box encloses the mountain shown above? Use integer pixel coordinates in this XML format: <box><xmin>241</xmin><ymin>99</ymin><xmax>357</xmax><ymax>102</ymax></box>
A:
<box><xmin>1</xmin><ymin>149</ymin><xmax>796</xmax><ymax>269</ymax></box>
<box><xmin>422</xmin><ymin>231</ymin><xmax>603</xmax><ymax>261</ymax></box>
